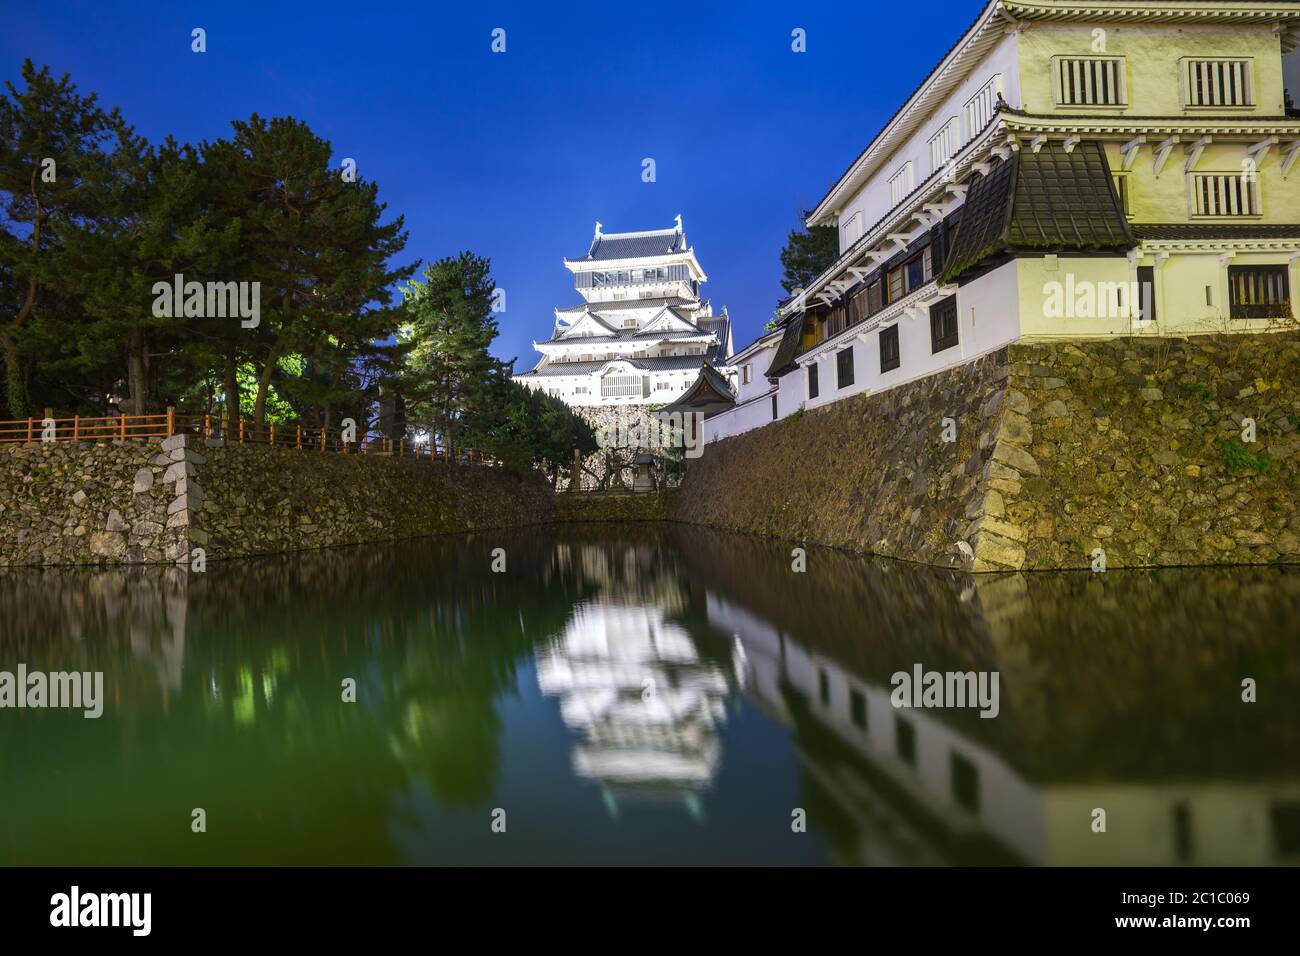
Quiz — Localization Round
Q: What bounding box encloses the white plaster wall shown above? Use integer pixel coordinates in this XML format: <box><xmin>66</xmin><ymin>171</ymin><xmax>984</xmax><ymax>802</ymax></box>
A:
<box><xmin>796</xmin><ymin>263</ymin><xmax>1021</xmax><ymax>413</ymax></box>
<box><xmin>704</xmin><ymin>389</ymin><xmax>778</xmax><ymax>443</ymax></box>
<box><xmin>734</xmin><ymin>344</ymin><xmax>777</xmax><ymax>404</ymax></box>
<box><xmin>834</xmin><ymin>35</ymin><xmax>1021</xmax><ymax>253</ymax></box>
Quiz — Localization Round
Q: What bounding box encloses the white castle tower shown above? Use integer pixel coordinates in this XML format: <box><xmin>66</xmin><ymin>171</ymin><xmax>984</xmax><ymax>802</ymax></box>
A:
<box><xmin>515</xmin><ymin>216</ymin><xmax>734</xmax><ymax>407</ymax></box>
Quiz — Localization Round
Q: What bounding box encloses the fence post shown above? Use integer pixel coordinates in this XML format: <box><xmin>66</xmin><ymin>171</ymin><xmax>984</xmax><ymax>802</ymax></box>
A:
<box><xmin>166</xmin><ymin>406</ymin><xmax>175</xmax><ymax>437</ymax></box>
<box><xmin>239</xmin><ymin>418</ymin><xmax>245</xmax><ymax>444</ymax></box>
<box><xmin>120</xmin><ymin>414</ymin><xmax>127</xmax><ymax>442</ymax></box>
<box><xmin>320</xmin><ymin>430</ymin><xmax>325</xmax><ymax>452</ymax></box>
<box><xmin>73</xmin><ymin>415</ymin><xmax>80</xmax><ymax>441</ymax></box>
<box><xmin>26</xmin><ymin>418</ymin><xmax>33</xmax><ymax>442</ymax></box>
<box><xmin>270</xmin><ymin>422</ymin><xmax>276</xmax><ymax>447</ymax></box>
<box><xmin>399</xmin><ymin>438</ymin><xmax>404</xmax><ymax>457</ymax></box>
<box><xmin>296</xmin><ymin>425</ymin><xmax>302</xmax><ymax>449</ymax></box>
<box><xmin>204</xmin><ymin>414</ymin><xmax>211</xmax><ymax>439</ymax></box>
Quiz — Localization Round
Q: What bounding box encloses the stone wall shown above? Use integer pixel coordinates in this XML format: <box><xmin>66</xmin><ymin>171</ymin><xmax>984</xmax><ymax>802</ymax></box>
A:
<box><xmin>675</xmin><ymin>351</ymin><xmax>1011</xmax><ymax>569</ymax></box>
<box><xmin>195</xmin><ymin>439</ymin><xmax>553</xmax><ymax>559</ymax></box>
<box><xmin>1</xmin><ymin>435</ymin><xmax>554</xmax><ymax>566</ymax></box>
<box><xmin>993</xmin><ymin>333</ymin><xmax>1300</xmax><ymax>570</ymax></box>
<box><xmin>551</xmin><ymin>489</ymin><xmax>679</xmax><ymax>524</ymax></box>
<box><xmin>1</xmin><ymin>437</ymin><xmax>193</xmax><ymax>567</ymax></box>
<box><xmin>675</xmin><ymin>333</ymin><xmax>1300</xmax><ymax>571</ymax></box>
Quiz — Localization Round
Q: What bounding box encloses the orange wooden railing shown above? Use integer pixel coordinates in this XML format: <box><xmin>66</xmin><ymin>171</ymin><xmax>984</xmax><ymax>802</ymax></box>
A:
<box><xmin>0</xmin><ymin>408</ymin><xmax>494</xmax><ymax>466</ymax></box>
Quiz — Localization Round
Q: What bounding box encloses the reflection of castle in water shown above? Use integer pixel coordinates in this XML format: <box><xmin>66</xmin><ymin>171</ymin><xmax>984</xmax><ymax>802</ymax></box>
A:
<box><xmin>537</xmin><ymin>601</ymin><xmax>738</xmax><ymax>814</ymax></box>
<box><xmin>708</xmin><ymin>589</ymin><xmax>1300</xmax><ymax>866</ymax></box>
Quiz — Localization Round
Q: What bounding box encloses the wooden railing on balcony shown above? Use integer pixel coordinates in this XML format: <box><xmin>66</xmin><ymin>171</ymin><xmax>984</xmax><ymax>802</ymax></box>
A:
<box><xmin>0</xmin><ymin>408</ymin><xmax>494</xmax><ymax>465</ymax></box>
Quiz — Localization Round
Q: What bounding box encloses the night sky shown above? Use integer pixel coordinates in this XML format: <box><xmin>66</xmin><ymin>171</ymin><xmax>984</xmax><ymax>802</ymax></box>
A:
<box><xmin>6</xmin><ymin>2</ymin><xmax>1299</xmax><ymax>367</ymax></box>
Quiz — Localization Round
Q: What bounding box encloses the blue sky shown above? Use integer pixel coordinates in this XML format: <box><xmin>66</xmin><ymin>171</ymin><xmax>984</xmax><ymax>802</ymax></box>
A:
<box><xmin>9</xmin><ymin>1</ymin><xmax>1298</xmax><ymax>368</ymax></box>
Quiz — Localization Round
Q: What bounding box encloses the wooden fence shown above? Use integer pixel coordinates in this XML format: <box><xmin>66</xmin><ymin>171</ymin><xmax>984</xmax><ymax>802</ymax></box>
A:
<box><xmin>0</xmin><ymin>408</ymin><xmax>493</xmax><ymax>465</ymax></box>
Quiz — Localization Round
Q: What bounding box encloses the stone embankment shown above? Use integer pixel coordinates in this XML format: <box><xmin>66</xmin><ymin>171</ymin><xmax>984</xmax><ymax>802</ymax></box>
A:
<box><xmin>674</xmin><ymin>333</ymin><xmax>1300</xmax><ymax>571</ymax></box>
<box><xmin>1</xmin><ymin>435</ymin><xmax>554</xmax><ymax>566</ymax></box>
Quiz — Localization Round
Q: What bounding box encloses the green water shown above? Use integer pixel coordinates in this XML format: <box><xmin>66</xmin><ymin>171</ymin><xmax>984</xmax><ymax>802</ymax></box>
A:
<box><xmin>1</xmin><ymin>525</ymin><xmax>1297</xmax><ymax>865</ymax></box>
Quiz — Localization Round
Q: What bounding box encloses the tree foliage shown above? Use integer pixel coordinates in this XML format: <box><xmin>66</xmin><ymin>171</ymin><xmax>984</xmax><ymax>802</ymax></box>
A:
<box><xmin>778</xmin><ymin>212</ymin><xmax>839</xmax><ymax>298</ymax></box>
<box><xmin>0</xmin><ymin>62</ymin><xmax>593</xmax><ymax>477</ymax></box>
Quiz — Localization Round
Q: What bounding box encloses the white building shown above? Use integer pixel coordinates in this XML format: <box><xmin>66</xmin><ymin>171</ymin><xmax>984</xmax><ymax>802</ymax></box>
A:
<box><xmin>515</xmin><ymin>217</ymin><xmax>735</xmax><ymax>407</ymax></box>
<box><xmin>708</xmin><ymin>0</ymin><xmax>1300</xmax><ymax>444</ymax></box>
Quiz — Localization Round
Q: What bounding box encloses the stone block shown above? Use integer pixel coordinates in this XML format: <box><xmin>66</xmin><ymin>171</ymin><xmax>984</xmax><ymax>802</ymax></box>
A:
<box><xmin>131</xmin><ymin>519</ymin><xmax>164</xmax><ymax>538</ymax></box>
<box><xmin>992</xmin><ymin>440</ymin><xmax>1041</xmax><ymax>477</ymax></box>
<box><xmin>980</xmin><ymin>517</ymin><xmax>1028</xmax><ymax>543</ymax></box>
<box><xmin>973</xmin><ymin>532</ymin><xmax>1026</xmax><ymax>570</ymax></box>
<box><xmin>160</xmin><ymin>434</ymin><xmax>188</xmax><ymax>453</ymax></box>
<box><xmin>133</xmin><ymin>468</ymin><xmax>154</xmax><ymax>493</ymax></box>
<box><xmin>163</xmin><ymin>460</ymin><xmax>196</xmax><ymax>483</ymax></box>
<box><xmin>89</xmin><ymin>531</ymin><xmax>127</xmax><ymax>559</ymax></box>
<box><xmin>105</xmin><ymin>509</ymin><xmax>129</xmax><ymax>532</ymax></box>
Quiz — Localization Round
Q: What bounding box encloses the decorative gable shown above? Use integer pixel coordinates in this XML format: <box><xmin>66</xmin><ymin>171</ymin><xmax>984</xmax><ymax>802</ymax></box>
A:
<box><xmin>558</xmin><ymin>311</ymin><xmax>617</xmax><ymax>340</ymax></box>
<box><xmin>640</xmin><ymin>307</ymin><xmax>703</xmax><ymax>336</ymax></box>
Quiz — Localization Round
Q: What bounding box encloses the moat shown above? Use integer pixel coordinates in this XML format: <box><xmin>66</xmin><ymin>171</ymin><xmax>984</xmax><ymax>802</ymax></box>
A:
<box><xmin>1</xmin><ymin>525</ymin><xmax>1297</xmax><ymax>865</ymax></box>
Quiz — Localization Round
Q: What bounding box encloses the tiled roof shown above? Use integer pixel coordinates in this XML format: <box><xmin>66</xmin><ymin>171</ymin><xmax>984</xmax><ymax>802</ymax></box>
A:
<box><xmin>574</xmin><ymin>230</ymin><xmax>687</xmax><ymax>261</ymax></box>
<box><xmin>521</xmin><ymin>350</ymin><xmax>724</xmax><ymax>377</ymax></box>
<box><xmin>764</xmin><ymin>314</ymin><xmax>806</xmax><ymax>379</ymax></box>
<box><xmin>556</xmin><ymin>296</ymin><xmax>701</xmax><ymax>314</ymax></box>
<box><xmin>939</xmin><ymin>142</ymin><xmax>1133</xmax><ymax>283</ymax></box>
<box><xmin>697</xmin><ymin>316</ymin><xmax>730</xmax><ymax>348</ymax></box>
<box><xmin>545</xmin><ymin>326</ymin><xmax>713</xmax><ymax>345</ymax></box>
<box><xmin>655</xmin><ymin>365</ymin><xmax>737</xmax><ymax>419</ymax></box>
<box><xmin>545</xmin><ymin>310</ymin><xmax>727</xmax><ymax>346</ymax></box>
<box><xmin>1133</xmin><ymin>223</ymin><xmax>1300</xmax><ymax>241</ymax></box>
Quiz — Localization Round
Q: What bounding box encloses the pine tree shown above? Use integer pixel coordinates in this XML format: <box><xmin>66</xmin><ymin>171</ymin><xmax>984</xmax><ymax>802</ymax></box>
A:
<box><xmin>400</xmin><ymin>253</ymin><xmax>503</xmax><ymax>459</ymax></box>
<box><xmin>0</xmin><ymin>60</ymin><xmax>127</xmax><ymax>417</ymax></box>
<box><xmin>778</xmin><ymin>212</ymin><xmax>839</xmax><ymax>298</ymax></box>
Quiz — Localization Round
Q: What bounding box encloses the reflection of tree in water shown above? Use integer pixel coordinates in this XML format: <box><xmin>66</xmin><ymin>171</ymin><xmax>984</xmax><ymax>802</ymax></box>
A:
<box><xmin>0</xmin><ymin>532</ymin><xmax>592</xmax><ymax>863</ymax></box>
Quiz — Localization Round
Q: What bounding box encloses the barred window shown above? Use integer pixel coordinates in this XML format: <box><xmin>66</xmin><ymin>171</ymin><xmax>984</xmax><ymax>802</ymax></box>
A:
<box><xmin>929</xmin><ymin>118</ymin><xmax>959</xmax><ymax>173</ymax></box>
<box><xmin>964</xmin><ymin>75</ymin><xmax>1001</xmax><ymax>140</ymax></box>
<box><xmin>889</xmin><ymin>162</ymin><xmax>914</xmax><ymax>207</ymax></box>
<box><xmin>807</xmin><ymin>362</ymin><xmax>819</xmax><ymax>400</ymax></box>
<box><xmin>1055</xmin><ymin>57</ymin><xmax>1126</xmax><ymax>107</ymax></box>
<box><xmin>601</xmin><ymin>374</ymin><xmax>645</xmax><ymax>398</ymax></box>
<box><xmin>1228</xmin><ymin>265</ymin><xmax>1291</xmax><ymax>319</ymax></box>
<box><xmin>1185</xmin><ymin>59</ymin><xmax>1253</xmax><ymax>108</ymax></box>
<box><xmin>1191</xmin><ymin>174</ymin><xmax>1260</xmax><ymax>217</ymax></box>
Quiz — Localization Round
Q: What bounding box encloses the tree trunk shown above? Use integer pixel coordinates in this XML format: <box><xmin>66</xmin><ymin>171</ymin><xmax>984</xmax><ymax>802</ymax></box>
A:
<box><xmin>252</xmin><ymin>341</ymin><xmax>285</xmax><ymax>427</ymax></box>
<box><xmin>0</xmin><ymin>331</ymin><xmax>27</xmax><ymax>420</ymax></box>
<box><xmin>125</xmin><ymin>327</ymin><xmax>148</xmax><ymax>416</ymax></box>
<box><xmin>224</xmin><ymin>359</ymin><xmax>240</xmax><ymax>436</ymax></box>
